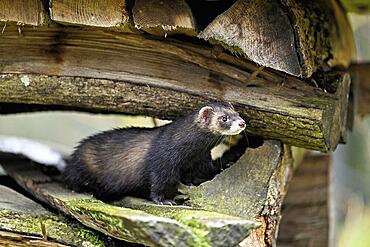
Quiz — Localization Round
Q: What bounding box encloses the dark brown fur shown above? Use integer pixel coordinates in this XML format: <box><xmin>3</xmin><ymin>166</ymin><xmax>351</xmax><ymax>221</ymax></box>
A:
<box><xmin>63</xmin><ymin>102</ymin><xmax>246</xmax><ymax>204</ymax></box>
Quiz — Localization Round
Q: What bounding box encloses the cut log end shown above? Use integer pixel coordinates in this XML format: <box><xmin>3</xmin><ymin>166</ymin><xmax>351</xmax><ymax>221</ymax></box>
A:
<box><xmin>133</xmin><ymin>0</ymin><xmax>197</xmax><ymax>36</ymax></box>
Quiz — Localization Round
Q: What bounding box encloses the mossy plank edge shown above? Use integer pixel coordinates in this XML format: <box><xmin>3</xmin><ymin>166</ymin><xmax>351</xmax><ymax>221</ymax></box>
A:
<box><xmin>1</xmin><ymin>158</ymin><xmax>259</xmax><ymax>247</ymax></box>
<box><xmin>115</xmin><ymin>197</ymin><xmax>261</xmax><ymax>247</ymax></box>
<box><xmin>0</xmin><ymin>185</ymin><xmax>107</xmax><ymax>247</ymax></box>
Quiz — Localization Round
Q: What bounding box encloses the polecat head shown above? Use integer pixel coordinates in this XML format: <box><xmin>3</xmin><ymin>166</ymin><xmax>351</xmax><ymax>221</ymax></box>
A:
<box><xmin>197</xmin><ymin>102</ymin><xmax>247</xmax><ymax>136</ymax></box>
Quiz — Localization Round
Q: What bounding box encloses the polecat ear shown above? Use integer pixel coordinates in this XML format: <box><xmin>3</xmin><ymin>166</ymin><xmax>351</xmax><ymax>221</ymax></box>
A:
<box><xmin>228</xmin><ymin>102</ymin><xmax>234</xmax><ymax>110</ymax></box>
<box><xmin>199</xmin><ymin>106</ymin><xmax>213</xmax><ymax>122</ymax></box>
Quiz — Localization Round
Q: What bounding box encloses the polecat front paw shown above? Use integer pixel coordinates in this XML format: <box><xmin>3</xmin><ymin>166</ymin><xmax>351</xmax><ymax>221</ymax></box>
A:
<box><xmin>151</xmin><ymin>196</ymin><xmax>177</xmax><ymax>206</ymax></box>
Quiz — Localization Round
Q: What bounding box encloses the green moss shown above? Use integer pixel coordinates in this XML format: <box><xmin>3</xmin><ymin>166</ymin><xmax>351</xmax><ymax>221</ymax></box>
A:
<box><xmin>0</xmin><ymin>209</ymin><xmax>106</xmax><ymax>246</ymax></box>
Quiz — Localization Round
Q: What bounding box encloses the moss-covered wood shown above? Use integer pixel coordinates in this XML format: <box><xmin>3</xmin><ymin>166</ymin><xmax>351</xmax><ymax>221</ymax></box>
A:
<box><xmin>180</xmin><ymin>141</ymin><xmax>306</xmax><ymax>246</ymax></box>
<box><xmin>0</xmin><ymin>158</ymin><xmax>260</xmax><ymax>247</ymax></box>
<box><xmin>0</xmin><ymin>25</ymin><xmax>350</xmax><ymax>151</ymax></box>
<box><xmin>199</xmin><ymin>0</ymin><xmax>355</xmax><ymax>77</ymax></box>
<box><xmin>0</xmin><ymin>185</ymin><xmax>109</xmax><ymax>247</ymax></box>
<box><xmin>132</xmin><ymin>0</ymin><xmax>197</xmax><ymax>36</ymax></box>
<box><xmin>116</xmin><ymin>197</ymin><xmax>260</xmax><ymax>247</ymax></box>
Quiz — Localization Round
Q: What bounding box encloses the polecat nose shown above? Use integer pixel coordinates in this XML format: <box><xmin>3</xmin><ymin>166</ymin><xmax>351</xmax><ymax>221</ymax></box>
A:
<box><xmin>239</xmin><ymin>121</ymin><xmax>246</xmax><ymax>129</ymax></box>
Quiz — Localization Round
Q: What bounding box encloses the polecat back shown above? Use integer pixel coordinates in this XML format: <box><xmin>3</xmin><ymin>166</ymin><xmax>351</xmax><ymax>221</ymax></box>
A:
<box><xmin>63</xmin><ymin>102</ymin><xmax>247</xmax><ymax>205</ymax></box>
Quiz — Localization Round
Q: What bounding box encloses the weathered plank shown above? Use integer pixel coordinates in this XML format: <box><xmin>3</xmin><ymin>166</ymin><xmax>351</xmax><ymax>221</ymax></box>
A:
<box><xmin>0</xmin><ymin>158</ymin><xmax>259</xmax><ymax>247</ymax></box>
<box><xmin>0</xmin><ymin>185</ymin><xmax>110</xmax><ymax>246</ymax></box>
<box><xmin>180</xmin><ymin>141</ymin><xmax>307</xmax><ymax>246</ymax></box>
<box><xmin>277</xmin><ymin>155</ymin><xmax>331</xmax><ymax>247</ymax></box>
<box><xmin>49</xmin><ymin>0</ymin><xmax>132</xmax><ymax>30</ymax></box>
<box><xmin>199</xmin><ymin>0</ymin><xmax>355</xmax><ymax>77</ymax></box>
<box><xmin>132</xmin><ymin>0</ymin><xmax>197</xmax><ymax>36</ymax></box>
<box><xmin>0</xmin><ymin>0</ymin><xmax>46</xmax><ymax>25</ymax></box>
<box><xmin>0</xmin><ymin>25</ymin><xmax>350</xmax><ymax>151</ymax></box>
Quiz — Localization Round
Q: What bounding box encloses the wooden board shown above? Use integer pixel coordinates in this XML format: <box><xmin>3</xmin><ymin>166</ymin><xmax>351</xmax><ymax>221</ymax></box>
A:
<box><xmin>0</xmin><ymin>25</ymin><xmax>351</xmax><ymax>151</ymax></box>
<box><xmin>277</xmin><ymin>155</ymin><xmax>331</xmax><ymax>247</ymax></box>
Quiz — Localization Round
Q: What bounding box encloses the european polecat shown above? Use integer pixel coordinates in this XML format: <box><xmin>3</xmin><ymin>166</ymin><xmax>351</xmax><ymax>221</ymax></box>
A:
<box><xmin>63</xmin><ymin>102</ymin><xmax>247</xmax><ymax>205</ymax></box>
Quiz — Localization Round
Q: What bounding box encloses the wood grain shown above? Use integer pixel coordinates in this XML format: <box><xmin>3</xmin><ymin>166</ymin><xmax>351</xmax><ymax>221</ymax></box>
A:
<box><xmin>199</xmin><ymin>0</ymin><xmax>301</xmax><ymax>76</ymax></box>
<box><xmin>133</xmin><ymin>0</ymin><xmax>197</xmax><ymax>36</ymax></box>
<box><xmin>49</xmin><ymin>0</ymin><xmax>130</xmax><ymax>28</ymax></box>
<box><xmin>199</xmin><ymin>0</ymin><xmax>355</xmax><ymax>77</ymax></box>
<box><xmin>0</xmin><ymin>0</ymin><xmax>46</xmax><ymax>25</ymax></box>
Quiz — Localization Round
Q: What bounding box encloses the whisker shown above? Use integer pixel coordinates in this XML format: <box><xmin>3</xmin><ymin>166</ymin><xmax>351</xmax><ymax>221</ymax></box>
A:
<box><xmin>243</xmin><ymin>130</ymin><xmax>249</xmax><ymax>147</ymax></box>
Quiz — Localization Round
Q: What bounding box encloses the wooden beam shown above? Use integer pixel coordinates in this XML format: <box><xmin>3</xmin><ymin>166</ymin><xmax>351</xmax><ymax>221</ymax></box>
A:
<box><xmin>132</xmin><ymin>0</ymin><xmax>197</xmax><ymax>36</ymax></box>
<box><xmin>49</xmin><ymin>0</ymin><xmax>132</xmax><ymax>30</ymax></box>
<box><xmin>0</xmin><ymin>26</ymin><xmax>350</xmax><ymax>151</ymax></box>
<box><xmin>199</xmin><ymin>0</ymin><xmax>355</xmax><ymax>77</ymax></box>
<box><xmin>0</xmin><ymin>0</ymin><xmax>46</xmax><ymax>25</ymax></box>
<box><xmin>0</xmin><ymin>158</ymin><xmax>259</xmax><ymax>246</ymax></box>
<box><xmin>277</xmin><ymin>155</ymin><xmax>331</xmax><ymax>247</ymax></box>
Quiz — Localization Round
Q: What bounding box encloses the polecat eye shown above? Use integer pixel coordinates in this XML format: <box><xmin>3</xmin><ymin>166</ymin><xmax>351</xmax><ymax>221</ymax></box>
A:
<box><xmin>221</xmin><ymin>116</ymin><xmax>228</xmax><ymax>122</ymax></box>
